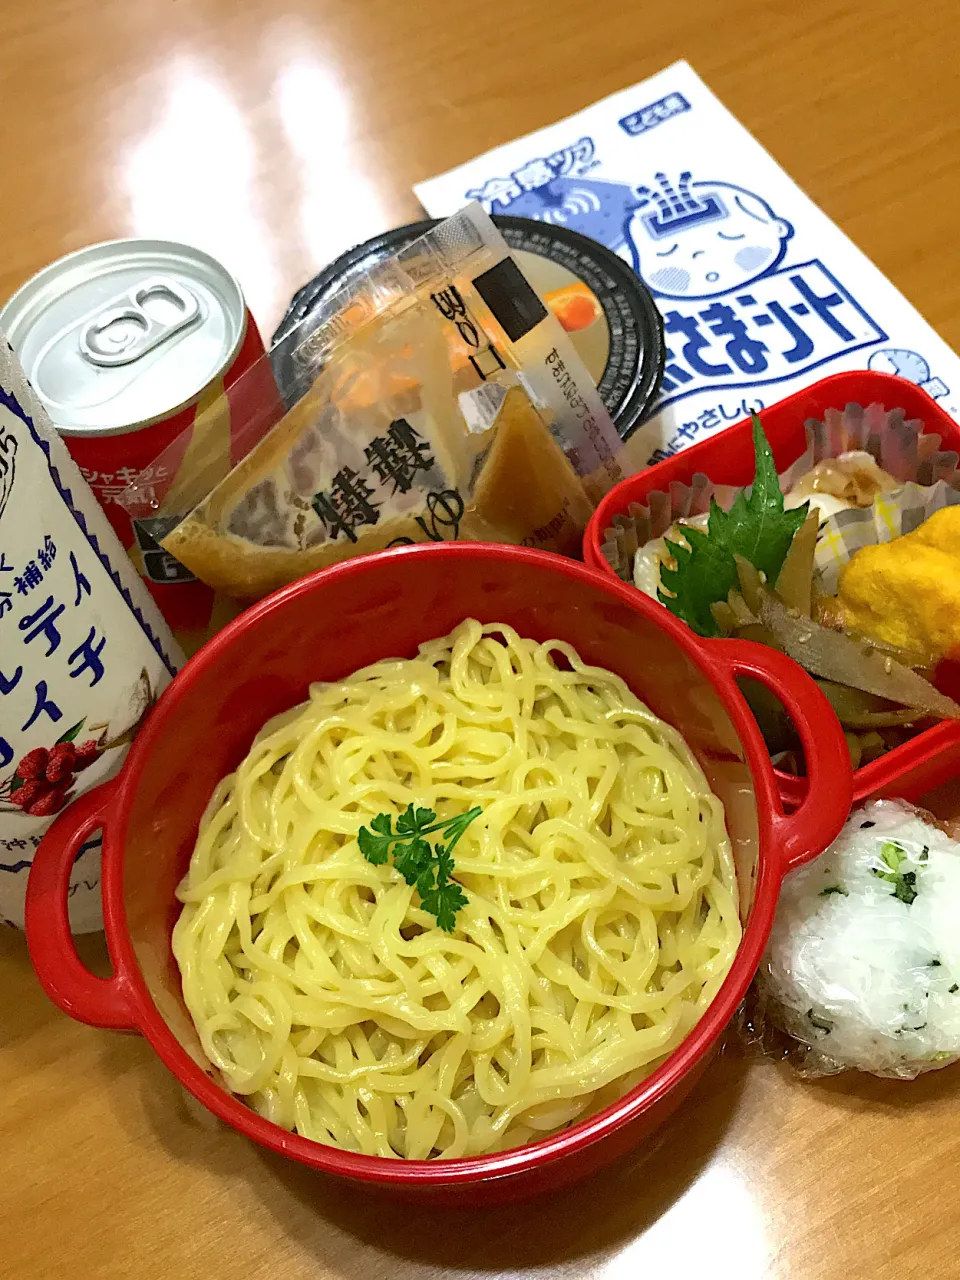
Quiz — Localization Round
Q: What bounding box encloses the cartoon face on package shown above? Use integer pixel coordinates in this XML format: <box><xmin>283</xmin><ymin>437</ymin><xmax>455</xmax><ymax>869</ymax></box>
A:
<box><xmin>623</xmin><ymin>173</ymin><xmax>793</xmax><ymax>301</ymax></box>
<box><xmin>136</xmin><ymin>206</ymin><xmax>622</xmax><ymax>601</ymax></box>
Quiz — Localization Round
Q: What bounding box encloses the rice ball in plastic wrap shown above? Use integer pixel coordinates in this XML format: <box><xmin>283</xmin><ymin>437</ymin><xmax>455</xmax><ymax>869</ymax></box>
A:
<box><xmin>760</xmin><ymin>799</ymin><xmax>960</xmax><ymax>1078</ymax></box>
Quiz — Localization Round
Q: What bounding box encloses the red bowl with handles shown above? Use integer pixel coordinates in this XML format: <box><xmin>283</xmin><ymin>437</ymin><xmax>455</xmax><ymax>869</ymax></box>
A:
<box><xmin>584</xmin><ymin>370</ymin><xmax>960</xmax><ymax>808</ymax></box>
<box><xmin>25</xmin><ymin>543</ymin><xmax>851</xmax><ymax>1205</ymax></box>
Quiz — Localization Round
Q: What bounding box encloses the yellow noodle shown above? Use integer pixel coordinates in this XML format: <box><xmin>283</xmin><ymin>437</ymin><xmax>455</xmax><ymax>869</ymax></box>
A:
<box><xmin>173</xmin><ymin>619</ymin><xmax>740</xmax><ymax>1159</ymax></box>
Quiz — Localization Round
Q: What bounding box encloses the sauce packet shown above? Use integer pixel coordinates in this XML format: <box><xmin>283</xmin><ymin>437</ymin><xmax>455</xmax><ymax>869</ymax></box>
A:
<box><xmin>119</xmin><ymin>206</ymin><xmax>625</xmax><ymax>601</ymax></box>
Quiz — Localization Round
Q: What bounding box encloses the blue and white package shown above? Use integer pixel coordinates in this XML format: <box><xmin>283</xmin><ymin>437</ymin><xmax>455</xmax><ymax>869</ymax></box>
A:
<box><xmin>0</xmin><ymin>337</ymin><xmax>183</xmax><ymax>933</ymax></box>
<box><xmin>416</xmin><ymin>61</ymin><xmax>960</xmax><ymax>466</ymax></box>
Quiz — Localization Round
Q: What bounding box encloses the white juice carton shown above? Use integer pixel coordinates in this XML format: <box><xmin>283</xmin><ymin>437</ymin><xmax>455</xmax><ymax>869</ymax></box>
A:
<box><xmin>0</xmin><ymin>336</ymin><xmax>183</xmax><ymax>932</ymax></box>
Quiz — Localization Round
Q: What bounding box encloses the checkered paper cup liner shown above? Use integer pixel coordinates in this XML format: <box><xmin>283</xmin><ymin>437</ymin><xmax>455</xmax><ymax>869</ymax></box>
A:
<box><xmin>601</xmin><ymin>402</ymin><xmax>960</xmax><ymax>587</ymax></box>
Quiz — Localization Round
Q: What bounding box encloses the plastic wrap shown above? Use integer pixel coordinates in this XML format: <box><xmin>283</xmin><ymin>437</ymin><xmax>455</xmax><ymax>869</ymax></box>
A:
<box><xmin>119</xmin><ymin>205</ymin><xmax>625</xmax><ymax>602</ymax></box>
<box><xmin>746</xmin><ymin>798</ymin><xmax>960</xmax><ymax>1079</ymax></box>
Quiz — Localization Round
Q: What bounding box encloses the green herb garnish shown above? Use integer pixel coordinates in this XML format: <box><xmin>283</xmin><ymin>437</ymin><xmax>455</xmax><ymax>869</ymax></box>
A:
<box><xmin>950</xmin><ymin>985</ymin><xmax>958</xmax><ymax>995</ymax></box>
<box><xmin>872</xmin><ymin>840</ymin><xmax>919</xmax><ymax>906</ymax></box>
<box><xmin>658</xmin><ymin>415</ymin><xmax>809</xmax><ymax>638</ymax></box>
<box><xmin>820</xmin><ymin>885</ymin><xmax>847</xmax><ymax>897</ymax></box>
<box><xmin>358</xmin><ymin>803</ymin><xmax>480</xmax><ymax>932</ymax></box>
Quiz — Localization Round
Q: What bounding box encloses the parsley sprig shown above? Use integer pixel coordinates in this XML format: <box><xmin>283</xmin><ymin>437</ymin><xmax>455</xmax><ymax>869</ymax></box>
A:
<box><xmin>358</xmin><ymin>804</ymin><xmax>481</xmax><ymax>932</ymax></box>
<box><xmin>658</xmin><ymin>414</ymin><xmax>809</xmax><ymax>637</ymax></box>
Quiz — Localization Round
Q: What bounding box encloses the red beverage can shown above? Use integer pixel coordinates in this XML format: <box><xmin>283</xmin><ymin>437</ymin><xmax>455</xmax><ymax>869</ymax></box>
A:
<box><xmin>0</xmin><ymin>239</ymin><xmax>281</xmax><ymax>654</ymax></box>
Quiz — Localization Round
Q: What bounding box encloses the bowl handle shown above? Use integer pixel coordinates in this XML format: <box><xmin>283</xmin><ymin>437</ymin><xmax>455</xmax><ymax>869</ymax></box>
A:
<box><xmin>25</xmin><ymin>780</ymin><xmax>137</xmax><ymax>1030</ymax></box>
<box><xmin>710</xmin><ymin>639</ymin><xmax>852</xmax><ymax>874</ymax></box>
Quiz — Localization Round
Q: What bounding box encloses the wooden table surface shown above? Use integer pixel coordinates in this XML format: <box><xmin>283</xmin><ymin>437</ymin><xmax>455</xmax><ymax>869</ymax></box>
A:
<box><xmin>4</xmin><ymin>1</ymin><xmax>960</xmax><ymax>1276</ymax></box>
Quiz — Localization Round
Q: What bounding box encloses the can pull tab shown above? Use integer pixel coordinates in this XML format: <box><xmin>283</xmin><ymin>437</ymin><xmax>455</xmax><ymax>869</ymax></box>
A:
<box><xmin>79</xmin><ymin>277</ymin><xmax>201</xmax><ymax>368</ymax></box>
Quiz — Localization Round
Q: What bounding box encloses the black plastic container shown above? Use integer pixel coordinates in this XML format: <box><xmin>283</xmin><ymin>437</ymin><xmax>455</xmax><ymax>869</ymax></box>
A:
<box><xmin>272</xmin><ymin>216</ymin><xmax>665</xmax><ymax>442</ymax></box>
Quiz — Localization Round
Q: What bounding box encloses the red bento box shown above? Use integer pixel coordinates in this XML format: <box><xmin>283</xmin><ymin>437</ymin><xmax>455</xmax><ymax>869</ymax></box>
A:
<box><xmin>584</xmin><ymin>370</ymin><xmax>960</xmax><ymax>807</ymax></box>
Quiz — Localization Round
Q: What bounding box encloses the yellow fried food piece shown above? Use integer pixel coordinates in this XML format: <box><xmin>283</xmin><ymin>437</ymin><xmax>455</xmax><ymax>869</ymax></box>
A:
<box><xmin>837</xmin><ymin>506</ymin><xmax>960</xmax><ymax>661</ymax></box>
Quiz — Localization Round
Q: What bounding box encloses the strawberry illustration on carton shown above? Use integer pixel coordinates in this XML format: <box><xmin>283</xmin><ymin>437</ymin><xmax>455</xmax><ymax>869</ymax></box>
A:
<box><xmin>0</xmin><ymin>668</ymin><xmax>155</xmax><ymax>818</ymax></box>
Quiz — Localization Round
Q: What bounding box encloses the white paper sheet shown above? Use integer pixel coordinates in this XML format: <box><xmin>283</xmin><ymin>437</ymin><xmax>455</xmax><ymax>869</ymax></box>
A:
<box><xmin>416</xmin><ymin>61</ymin><xmax>960</xmax><ymax>465</ymax></box>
